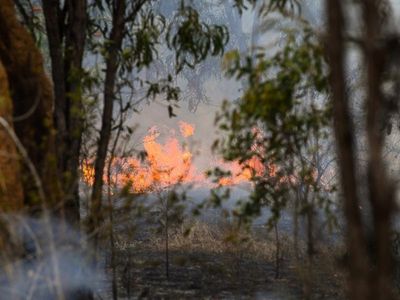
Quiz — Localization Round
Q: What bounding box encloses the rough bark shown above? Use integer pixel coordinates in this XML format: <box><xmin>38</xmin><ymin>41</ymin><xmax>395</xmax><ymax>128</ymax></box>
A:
<box><xmin>41</xmin><ymin>0</ymin><xmax>68</xmax><ymax>153</ymax></box>
<box><xmin>63</xmin><ymin>0</ymin><xmax>87</xmax><ymax>225</ymax></box>
<box><xmin>0</xmin><ymin>61</ymin><xmax>23</xmax><ymax>211</ymax></box>
<box><xmin>326</xmin><ymin>1</ymin><xmax>370</xmax><ymax>299</ymax></box>
<box><xmin>0</xmin><ymin>4</ymin><xmax>94</xmax><ymax>299</ymax></box>
<box><xmin>42</xmin><ymin>0</ymin><xmax>88</xmax><ymax>225</ymax></box>
<box><xmin>0</xmin><ymin>0</ymin><xmax>62</xmax><ymax>211</ymax></box>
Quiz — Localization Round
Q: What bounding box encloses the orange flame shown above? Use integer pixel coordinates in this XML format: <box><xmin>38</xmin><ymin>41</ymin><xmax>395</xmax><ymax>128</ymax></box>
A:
<box><xmin>82</xmin><ymin>161</ymin><xmax>95</xmax><ymax>186</ymax></box>
<box><xmin>82</xmin><ymin>122</ymin><xmax>202</xmax><ymax>193</ymax></box>
<box><xmin>215</xmin><ymin>156</ymin><xmax>269</xmax><ymax>186</ymax></box>
<box><xmin>81</xmin><ymin>122</ymin><xmax>285</xmax><ymax>192</ymax></box>
<box><xmin>179</xmin><ymin>121</ymin><xmax>195</xmax><ymax>137</ymax></box>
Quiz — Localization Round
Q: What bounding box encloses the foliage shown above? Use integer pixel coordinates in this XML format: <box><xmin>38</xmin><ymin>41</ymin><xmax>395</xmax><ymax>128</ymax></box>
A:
<box><xmin>64</xmin><ymin>0</ymin><xmax>232</xmax><ymax>202</ymax></box>
<box><xmin>211</xmin><ymin>20</ymin><xmax>333</xmax><ymax>227</ymax></box>
<box><xmin>166</xmin><ymin>1</ymin><xmax>229</xmax><ymax>73</ymax></box>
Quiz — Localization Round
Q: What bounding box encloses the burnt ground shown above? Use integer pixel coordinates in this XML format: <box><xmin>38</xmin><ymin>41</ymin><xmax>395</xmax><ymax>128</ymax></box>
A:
<box><xmin>98</xmin><ymin>221</ymin><xmax>346</xmax><ymax>299</ymax></box>
<box><xmin>117</xmin><ymin>248</ymin><xmax>299</xmax><ymax>299</ymax></box>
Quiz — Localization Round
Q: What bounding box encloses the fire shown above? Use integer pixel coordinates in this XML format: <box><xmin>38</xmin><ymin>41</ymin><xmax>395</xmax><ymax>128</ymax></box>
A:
<box><xmin>215</xmin><ymin>156</ymin><xmax>265</xmax><ymax>186</ymax></box>
<box><xmin>82</xmin><ymin>121</ymin><xmax>202</xmax><ymax>193</ymax></box>
<box><xmin>81</xmin><ymin>121</ymin><xmax>280</xmax><ymax>192</ymax></box>
<box><xmin>82</xmin><ymin>161</ymin><xmax>95</xmax><ymax>186</ymax></box>
<box><xmin>139</xmin><ymin>126</ymin><xmax>199</xmax><ymax>189</ymax></box>
<box><xmin>179</xmin><ymin>121</ymin><xmax>195</xmax><ymax>137</ymax></box>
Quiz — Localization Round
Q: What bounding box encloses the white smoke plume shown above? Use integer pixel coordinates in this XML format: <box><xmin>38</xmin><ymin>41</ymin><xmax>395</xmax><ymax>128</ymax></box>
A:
<box><xmin>0</xmin><ymin>214</ymin><xmax>101</xmax><ymax>300</ymax></box>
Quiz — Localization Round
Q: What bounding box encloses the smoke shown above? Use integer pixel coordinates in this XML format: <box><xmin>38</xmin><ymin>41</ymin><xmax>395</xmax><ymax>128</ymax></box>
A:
<box><xmin>0</xmin><ymin>214</ymin><xmax>101</xmax><ymax>300</ymax></box>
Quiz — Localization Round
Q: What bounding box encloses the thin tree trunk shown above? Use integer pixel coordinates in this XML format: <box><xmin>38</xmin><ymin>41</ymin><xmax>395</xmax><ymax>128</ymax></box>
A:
<box><xmin>89</xmin><ymin>0</ymin><xmax>126</xmax><ymax>255</ymax></box>
<box><xmin>362</xmin><ymin>1</ymin><xmax>395</xmax><ymax>299</ymax></box>
<box><xmin>293</xmin><ymin>191</ymin><xmax>299</xmax><ymax>260</ymax></box>
<box><xmin>304</xmin><ymin>198</ymin><xmax>313</xmax><ymax>300</ymax></box>
<box><xmin>165</xmin><ymin>193</ymin><xmax>169</xmax><ymax>279</ymax></box>
<box><xmin>107</xmin><ymin>159</ymin><xmax>118</xmax><ymax>300</ymax></box>
<box><xmin>274</xmin><ymin>221</ymin><xmax>280</xmax><ymax>279</ymax></box>
<box><xmin>106</xmin><ymin>101</ymin><xmax>126</xmax><ymax>300</ymax></box>
<box><xmin>89</xmin><ymin>0</ymin><xmax>147</xmax><ymax>257</ymax></box>
<box><xmin>326</xmin><ymin>1</ymin><xmax>370</xmax><ymax>299</ymax></box>
<box><xmin>306</xmin><ymin>207</ymin><xmax>313</xmax><ymax>257</ymax></box>
<box><xmin>306</xmin><ymin>201</ymin><xmax>314</xmax><ymax>259</ymax></box>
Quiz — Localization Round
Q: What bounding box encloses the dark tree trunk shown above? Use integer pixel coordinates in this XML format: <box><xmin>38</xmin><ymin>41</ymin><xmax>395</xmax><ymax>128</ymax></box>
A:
<box><xmin>63</xmin><ymin>0</ymin><xmax>88</xmax><ymax>225</ymax></box>
<box><xmin>89</xmin><ymin>0</ymin><xmax>127</xmax><ymax>251</ymax></box>
<box><xmin>362</xmin><ymin>1</ymin><xmax>395</xmax><ymax>299</ymax></box>
<box><xmin>326</xmin><ymin>1</ymin><xmax>370</xmax><ymax>299</ymax></box>
<box><xmin>88</xmin><ymin>0</ymin><xmax>147</xmax><ymax>253</ymax></box>
<box><xmin>41</xmin><ymin>0</ymin><xmax>67</xmax><ymax>148</ymax></box>
<box><xmin>42</xmin><ymin>0</ymin><xmax>88</xmax><ymax>225</ymax></box>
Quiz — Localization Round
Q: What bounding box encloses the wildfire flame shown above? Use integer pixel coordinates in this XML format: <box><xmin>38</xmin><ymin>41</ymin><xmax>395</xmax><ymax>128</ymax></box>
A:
<box><xmin>179</xmin><ymin>121</ymin><xmax>195</xmax><ymax>138</ymax></box>
<box><xmin>215</xmin><ymin>156</ymin><xmax>266</xmax><ymax>186</ymax></box>
<box><xmin>81</xmin><ymin>121</ymin><xmax>294</xmax><ymax>193</ymax></box>
<box><xmin>82</xmin><ymin>122</ymin><xmax>202</xmax><ymax>193</ymax></box>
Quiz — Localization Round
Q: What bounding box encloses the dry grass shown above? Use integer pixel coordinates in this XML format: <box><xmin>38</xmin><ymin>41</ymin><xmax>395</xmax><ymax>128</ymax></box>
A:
<box><xmin>292</xmin><ymin>243</ymin><xmax>347</xmax><ymax>299</ymax></box>
<box><xmin>110</xmin><ymin>217</ymin><xmax>347</xmax><ymax>299</ymax></box>
<box><xmin>148</xmin><ymin>220</ymin><xmax>293</xmax><ymax>263</ymax></box>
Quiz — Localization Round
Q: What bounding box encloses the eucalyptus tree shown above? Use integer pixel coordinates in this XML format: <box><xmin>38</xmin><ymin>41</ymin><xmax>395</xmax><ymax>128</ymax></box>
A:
<box><xmin>0</xmin><ymin>0</ymin><xmax>230</xmax><ymax>298</ymax></box>
<box><xmin>12</xmin><ymin>0</ymin><xmax>229</xmax><ymax>227</ymax></box>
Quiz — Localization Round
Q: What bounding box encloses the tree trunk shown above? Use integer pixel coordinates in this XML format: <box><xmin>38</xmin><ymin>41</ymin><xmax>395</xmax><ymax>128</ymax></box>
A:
<box><xmin>293</xmin><ymin>190</ymin><xmax>299</xmax><ymax>260</ymax></box>
<box><xmin>0</xmin><ymin>62</ymin><xmax>24</xmax><ymax>211</ymax></box>
<box><xmin>325</xmin><ymin>1</ymin><xmax>370</xmax><ymax>299</ymax></box>
<box><xmin>63</xmin><ymin>0</ymin><xmax>88</xmax><ymax>226</ymax></box>
<box><xmin>0</xmin><ymin>0</ymin><xmax>62</xmax><ymax>210</ymax></box>
<box><xmin>274</xmin><ymin>221</ymin><xmax>280</xmax><ymax>279</ymax></box>
<box><xmin>362</xmin><ymin>1</ymin><xmax>396</xmax><ymax>299</ymax></box>
<box><xmin>0</xmin><ymin>60</ymin><xmax>25</xmax><ymax>268</ymax></box>
<box><xmin>0</xmin><ymin>3</ymin><xmax>95</xmax><ymax>299</ymax></box>
<box><xmin>89</xmin><ymin>0</ymin><xmax>126</xmax><ymax>253</ymax></box>
<box><xmin>42</xmin><ymin>0</ymin><xmax>88</xmax><ymax>226</ymax></box>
